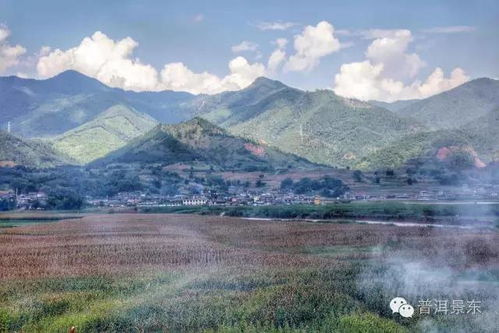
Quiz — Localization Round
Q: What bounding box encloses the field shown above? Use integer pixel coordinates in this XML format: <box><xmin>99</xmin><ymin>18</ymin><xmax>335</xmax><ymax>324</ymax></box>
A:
<box><xmin>0</xmin><ymin>213</ymin><xmax>498</xmax><ymax>332</ymax></box>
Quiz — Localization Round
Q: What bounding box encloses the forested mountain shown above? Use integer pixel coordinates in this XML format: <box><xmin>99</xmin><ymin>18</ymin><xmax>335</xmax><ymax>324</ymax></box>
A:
<box><xmin>0</xmin><ymin>70</ymin><xmax>194</xmax><ymax>137</ymax></box>
<box><xmin>2</xmin><ymin>71</ymin><xmax>498</xmax><ymax>170</ymax></box>
<box><xmin>0</xmin><ymin>131</ymin><xmax>72</xmax><ymax>168</ymax></box>
<box><xmin>52</xmin><ymin>105</ymin><xmax>158</xmax><ymax>163</ymax></box>
<box><xmin>94</xmin><ymin>117</ymin><xmax>314</xmax><ymax>170</ymax></box>
<box><xmin>196</xmin><ymin>77</ymin><xmax>423</xmax><ymax>168</ymax></box>
<box><xmin>395</xmin><ymin>78</ymin><xmax>499</xmax><ymax>130</ymax></box>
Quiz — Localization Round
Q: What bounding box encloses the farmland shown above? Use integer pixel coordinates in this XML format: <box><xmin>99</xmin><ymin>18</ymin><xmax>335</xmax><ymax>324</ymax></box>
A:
<box><xmin>0</xmin><ymin>213</ymin><xmax>498</xmax><ymax>332</ymax></box>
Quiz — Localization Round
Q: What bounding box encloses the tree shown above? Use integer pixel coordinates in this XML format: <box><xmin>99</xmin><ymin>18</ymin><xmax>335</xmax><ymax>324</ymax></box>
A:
<box><xmin>353</xmin><ymin>170</ymin><xmax>363</xmax><ymax>182</ymax></box>
<box><xmin>46</xmin><ymin>188</ymin><xmax>84</xmax><ymax>210</ymax></box>
<box><xmin>280</xmin><ymin>177</ymin><xmax>294</xmax><ymax>190</ymax></box>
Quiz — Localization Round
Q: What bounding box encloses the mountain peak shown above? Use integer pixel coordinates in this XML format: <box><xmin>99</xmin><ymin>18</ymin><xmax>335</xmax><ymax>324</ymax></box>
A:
<box><xmin>246</xmin><ymin>76</ymin><xmax>287</xmax><ymax>91</ymax></box>
<box><xmin>162</xmin><ymin>117</ymin><xmax>226</xmax><ymax>136</ymax></box>
<box><xmin>48</xmin><ymin>70</ymin><xmax>110</xmax><ymax>92</ymax></box>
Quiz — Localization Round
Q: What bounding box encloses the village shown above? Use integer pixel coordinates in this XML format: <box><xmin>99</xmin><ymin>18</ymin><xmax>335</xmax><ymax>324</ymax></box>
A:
<box><xmin>2</xmin><ymin>184</ymin><xmax>499</xmax><ymax>211</ymax></box>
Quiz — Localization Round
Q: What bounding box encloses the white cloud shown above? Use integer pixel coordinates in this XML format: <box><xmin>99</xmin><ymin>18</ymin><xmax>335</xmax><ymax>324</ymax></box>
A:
<box><xmin>0</xmin><ymin>25</ymin><xmax>26</xmax><ymax>73</ymax></box>
<box><xmin>417</xmin><ymin>67</ymin><xmax>468</xmax><ymax>97</ymax></box>
<box><xmin>160</xmin><ymin>56</ymin><xmax>265</xmax><ymax>94</ymax></box>
<box><xmin>422</xmin><ymin>25</ymin><xmax>476</xmax><ymax>34</ymax></box>
<box><xmin>333</xmin><ymin>29</ymin><xmax>469</xmax><ymax>102</ymax></box>
<box><xmin>37</xmin><ymin>31</ymin><xmax>159</xmax><ymax>91</ymax></box>
<box><xmin>256</xmin><ymin>21</ymin><xmax>296</xmax><ymax>31</ymax></box>
<box><xmin>36</xmin><ymin>31</ymin><xmax>265</xmax><ymax>94</ymax></box>
<box><xmin>231</xmin><ymin>41</ymin><xmax>258</xmax><ymax>53</ymax></box>
<box><xmin>267</xmin><ymin>38</ymin><xmax>287</xmax><ymax>73</ymax></box>
<box><xmin>334</xmin><ymin>62</ymin><xmax>468</xmax><ymax>102</ymax></box>
<box><xmin>159</xmin><ymin>63</ymin><xmax>222</xmax><ymax>94</ymax></box>
<box><xmin>365</xmin><ymin>29</ymin><xmax>425</xmax><ymax>80</ymax></box>
<box><xmin>275</xmin><ymin>38</ymin><xmax>288</xmax><ymax>49</ymax></box>
<box><xmin>284</xmin><ymin>21</ymin><xmax>341</xmax><ymax>72</ymax></box>
<box><xmin>221</xmin><ymin>56</ymin><xmax>266</xmax><ymax>89</ymax></box>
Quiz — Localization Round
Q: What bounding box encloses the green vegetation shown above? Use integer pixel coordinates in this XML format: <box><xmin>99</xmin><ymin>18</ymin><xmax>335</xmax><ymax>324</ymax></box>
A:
<box><xmin>397</xmin><ymin>78</ymin><xmax>499</xmax><ymax>130</ymax></box>
<box><xmin>280</xmin><ymin>176</ymin><xmax>349</xmax><ymax>197</ymax></box>
<box><xmin>3</xmin><ymin>73</ymin><xmax>499</xmax><ymax>170</ymax></box>
<box><xmin>140</xmin><ymin>201</ymin><xmax>499</xmax><ymax>223</ymax></box>
<box><xmin>357</xmin><ymin>115</ymin><xmax>499</xmax><ymax>169</ymax></box>
<box><xmin>52</xmin><ymin>105</ymin><xmax>158</xmax><ymax>164</ymax></box>
<box><xmin>0</xmin><ymin>131</ymin><xmax>72</xmax><ymax>168</ymax></box>
<box><xmin>0</xmin><ymin>268</ymin><xmax>403</xmax><ymax>332</ymax></box>
<box><xmin>94</xmin><ymin>117</ymin><xmax>314</xmax><ymax>171</ymax></box>
<box><xmin>1</xmin><ymin>70</ymin><xmax>194</xmax><ymax>138</ymax></box>
<box><xmin>207</xmin><ymin>83</ymin><xmax>422</xmax><ymax>169</ymax></box>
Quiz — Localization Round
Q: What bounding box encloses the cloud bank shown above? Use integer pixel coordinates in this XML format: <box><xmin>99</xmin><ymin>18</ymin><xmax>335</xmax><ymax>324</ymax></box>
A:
<box><xmin>333</xmin><ymin>29</ymin><xmax>469</xmax><ymax>102</ymax></box>
<box><xmin>29</xmin><ymin>21</ymin><xmax>470</xmax><ymax>100</ymax></box>
<box><xmin>37</xmin><ymin>31</ymin><xmax>265</xmax><ymax>94</ymax></box>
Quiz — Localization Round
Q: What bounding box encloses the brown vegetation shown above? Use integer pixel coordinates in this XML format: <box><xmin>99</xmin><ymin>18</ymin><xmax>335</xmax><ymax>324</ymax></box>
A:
<box><xmin>0</xmin><ymin>214</ymin><xmax>497</xmax><ymax>280</ymax></box>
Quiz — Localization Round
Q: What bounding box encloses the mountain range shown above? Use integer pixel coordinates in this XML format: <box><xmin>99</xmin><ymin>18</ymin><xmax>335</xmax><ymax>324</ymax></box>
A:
<box><xmin>93</xmin><ymin>117</ymin><xmax>313</xmax><ymax>171</ymax></box>
<box><xmin>198</xmin><ymin>77</ymin><xmax>423</xmax><ymax>168</ymax></box>
<box><xmin>1</xmin><ymin>70</ymin><xmax>498</xmax><ymax>170</ymax></box>
<box><xmin>0</xmin><ymin>70</ymin><xmax>193</xmax><ymax>137</ymax></box>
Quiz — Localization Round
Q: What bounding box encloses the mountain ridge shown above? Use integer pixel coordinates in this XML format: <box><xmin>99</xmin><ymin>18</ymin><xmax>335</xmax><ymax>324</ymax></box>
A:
<box><xmin>51</xmin><ymin>104</ymin><xmax>158</xmax><ymax>163</ymax></box>
<box><xmin>395</xmin><ymin>78</ymin><xmax>499</xmax><ymax>130</ymax></box>
<box><xmin>93</xmin><ymin>117</ymin><xmax>315</xmax><ymax>170</ymax></box>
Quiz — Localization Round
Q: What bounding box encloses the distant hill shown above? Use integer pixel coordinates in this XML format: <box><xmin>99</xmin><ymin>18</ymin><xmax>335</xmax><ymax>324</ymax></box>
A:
<box><xmin>196</xmin><ymin>77</ymin><xmax>424</xmax><ymax>168</ymax></box>
<box><xmin>0</xmin><ymin>70</ymin><xmax>195</xmax><ymax>137</ymax></box>
<box><xmin>52</xmin><ymin>105</ymin><xmax>158</xmax><ymax>164</ymax></box>
<box><xmin>93</xmin><ymin>117</ymin><xmax>314</xmax><ymax>170</ymax></box>
<box><xmin>396</xmin><ymin>78</ymin><xmax>499</xmax><ymax>130</ymax></box>
<box><xmin>3</xmin><ymin>71</ymin><xmax>499</xmax><ymax>171</ymax></box>
<box><xmin>358</xmin><ymin>108</ymin><xmax>499</xmax><ymax>169</ymax></box>
<box><xmin>0</xmin><ymin>131</ymin><xmax>72</xmax><ymax>168</ymax></box>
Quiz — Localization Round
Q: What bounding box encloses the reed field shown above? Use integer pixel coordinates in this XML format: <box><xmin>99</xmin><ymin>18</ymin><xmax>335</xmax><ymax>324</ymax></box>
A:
<box><xmin>0</xmin><ymin>214</ymin><xmax>498</xmax><ymax>332</ymax></box>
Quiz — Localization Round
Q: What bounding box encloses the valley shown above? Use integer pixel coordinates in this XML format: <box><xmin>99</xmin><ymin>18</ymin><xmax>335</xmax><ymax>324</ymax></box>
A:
<box><xmin>1</xmin><ymin>71</ymin><xmax>499</xmax><ymax>333</ymax></box>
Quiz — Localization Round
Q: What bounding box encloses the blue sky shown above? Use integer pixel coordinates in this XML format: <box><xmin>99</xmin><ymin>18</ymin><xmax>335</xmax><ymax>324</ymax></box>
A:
<box><xmin>0</xmin><ymin>0</ymin><xmax>497</xmax><ymax>101</ymax></box>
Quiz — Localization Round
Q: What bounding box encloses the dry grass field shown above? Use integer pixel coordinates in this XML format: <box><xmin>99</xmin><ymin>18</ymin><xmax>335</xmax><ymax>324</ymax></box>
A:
<box><xmin>0</xmin><ymin>214</ymin><xmax>498</xmax><ymax>332</ymax></box>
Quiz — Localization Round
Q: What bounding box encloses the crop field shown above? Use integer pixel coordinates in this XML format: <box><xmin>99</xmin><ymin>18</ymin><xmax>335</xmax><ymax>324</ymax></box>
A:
<box><xmin>0</xmin><ymin>214</ymin><xmax>498</xmax><ymax>332</ymax></box>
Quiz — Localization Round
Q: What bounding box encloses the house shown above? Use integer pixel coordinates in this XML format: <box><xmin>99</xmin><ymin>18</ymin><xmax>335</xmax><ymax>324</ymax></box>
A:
<box><xmin>182</xmin><ymin>197</ymin><xmax>208</xmax><ymax>206</ymax></box>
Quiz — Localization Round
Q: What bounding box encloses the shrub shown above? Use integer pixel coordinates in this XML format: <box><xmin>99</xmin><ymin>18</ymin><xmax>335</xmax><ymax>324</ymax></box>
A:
<box><xmin>337</xmin><ymin>313</ymin><xmax>408</xmax><ymax>333</ymax></box>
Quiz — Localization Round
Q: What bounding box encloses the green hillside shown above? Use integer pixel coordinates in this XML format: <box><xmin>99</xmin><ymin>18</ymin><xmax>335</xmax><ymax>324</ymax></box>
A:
<box><xmin>358</xmin><ymin>108</ymin><xmax>499</xmax><ymax>169</ymax></box>
<box><xmin>0</xmin><ymin>70</ymin><xmax>194</xmax><ymax>137</ymax></box>
<box><xmin>51</xmin><ymin>105</ymin><xmax>158</xmax><ymax>164</ymax></box>
<box><xmin>94</xmin><ymin>117</ymin><xmax>315</xmax><ymax>170</ymax></box>
<box><xmin>0</xmin><ymin>131</ymin><xmax>72</xmax><ymax>168</ymax></box>
<box><xmin>397</xmin><ymin>78</ymin><xmax>499</xmax><ymax>130</ymax></box>
<box><xmin>197</xmin><ymin>78</ymin><xmax>424</xmax><ymax>168</ymax></box>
